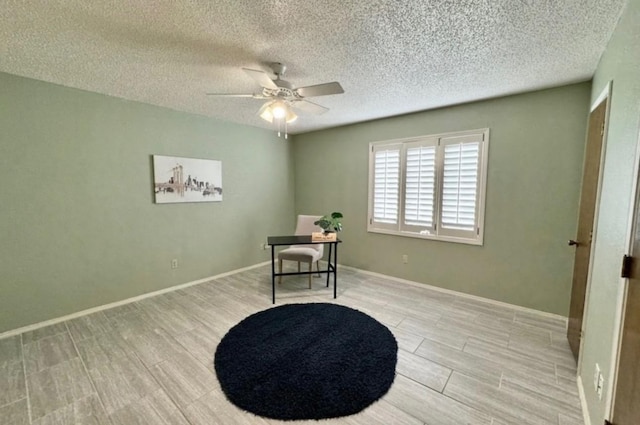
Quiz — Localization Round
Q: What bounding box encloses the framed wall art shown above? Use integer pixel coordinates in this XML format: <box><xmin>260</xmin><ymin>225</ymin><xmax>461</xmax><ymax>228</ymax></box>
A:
<box><xmin>153</xmin><ymin>155</ymin><xmax>222</xmax><ymax>204</ymax></box>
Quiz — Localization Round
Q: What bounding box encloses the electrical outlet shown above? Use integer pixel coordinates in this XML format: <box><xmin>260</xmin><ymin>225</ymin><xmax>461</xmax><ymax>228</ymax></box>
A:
<box><xmin>171</xmin><ymin>259</ymin><xmax>178</xmax><ymax>269</ymax></box>
<box><xmin>594</xmin><ymin>363</ymin><xmax>600</xmax><ymax>391</ymax></box>
<box><xmin>402</xmin><ymin>254</ymin><xmax>408</xmax><ymax>264</ymax></box>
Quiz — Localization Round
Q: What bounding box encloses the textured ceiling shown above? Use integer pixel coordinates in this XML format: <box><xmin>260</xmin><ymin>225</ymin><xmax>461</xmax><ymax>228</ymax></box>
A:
<box><xmin>0</xmin><ymin>0</ymin><xmax>626</xmax><ymax>134</ymax></box>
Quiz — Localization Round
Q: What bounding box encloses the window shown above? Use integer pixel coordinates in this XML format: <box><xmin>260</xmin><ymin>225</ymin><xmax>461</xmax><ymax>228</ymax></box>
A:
<box><xmin>368</xmin><ymin>129</ymin><xmax>489</xmax><ymax>245</ymax></box>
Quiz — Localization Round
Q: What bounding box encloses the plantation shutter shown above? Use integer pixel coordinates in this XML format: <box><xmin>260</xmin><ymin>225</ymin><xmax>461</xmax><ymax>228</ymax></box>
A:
<box><xmin>439</xmin><ymin>134</ymin><xmax>484</xmax><ymax>238</ymax></box>
<box><xmin>402</xmin><ymin>141</ymin><xmax>437</xmax><ymax>233</ymax></box>
<box><xmin>368</xmin><ymin>129</ymin><xmax>487</xmax><ymax>244</ymax></box>
<box><xmin>371</xmin><ymin>145</ymin><xmax>401</xmax><ymax>229</ymax></box>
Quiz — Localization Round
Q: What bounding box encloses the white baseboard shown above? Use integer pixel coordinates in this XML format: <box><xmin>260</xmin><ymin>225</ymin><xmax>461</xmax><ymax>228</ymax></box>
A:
<box><xmin>577</xmin><ymin>375</ymin><xmax>592</xmax><ymax>425</ymax></box>
<box><xmin>0</xmin><ymin>261</ymin><xmax>271</xmax><ymax>340</ymax></box>
<box><xmin>339</xmin><ymin>264</ymin><xmax>568</xmax><ymax>323</ymax></box>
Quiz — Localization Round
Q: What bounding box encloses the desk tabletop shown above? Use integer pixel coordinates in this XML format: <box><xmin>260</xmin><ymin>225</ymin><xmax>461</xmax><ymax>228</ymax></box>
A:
<box><xmin>267</xmin><ymin>235</ymin><xmax>342</xmax><ymax>246</ymax></box>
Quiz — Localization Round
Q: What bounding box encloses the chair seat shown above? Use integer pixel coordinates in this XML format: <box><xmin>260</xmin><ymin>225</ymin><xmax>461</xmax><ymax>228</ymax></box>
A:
<box><xmin>278</xmin><ymin>246</ymin><xmax>322</xmax><ymax>263</ymax></box>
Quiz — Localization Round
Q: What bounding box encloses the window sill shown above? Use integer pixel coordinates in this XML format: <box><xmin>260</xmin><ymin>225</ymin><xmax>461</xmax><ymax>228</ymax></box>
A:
<box><xmin>367</xmin><ymin>227</ymin><xmax>484</xmax><ymax>246</ymax></box>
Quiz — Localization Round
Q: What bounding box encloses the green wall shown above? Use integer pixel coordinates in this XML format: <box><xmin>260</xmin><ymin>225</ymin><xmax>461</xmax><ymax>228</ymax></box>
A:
<box><xmin>293</xmin><ymin>83</ymin><xmax>591</xmax><ymax>315</ymax></box>
<box><xmin>580</xmin><ymin>0</ymin><xmax>640</xmax><ymax>423</ymax></box>
<box><xmin>0</xmin><ymin>72</ymin><xmax>295</xmax><ymax>333</ymax></box>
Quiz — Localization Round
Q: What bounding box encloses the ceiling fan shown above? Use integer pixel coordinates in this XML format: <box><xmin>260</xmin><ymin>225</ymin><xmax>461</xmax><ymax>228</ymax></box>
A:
<box><xmin>206</xmin><ymin>63</ymin><xmax>344</xmax><ymax>133</ymax></box>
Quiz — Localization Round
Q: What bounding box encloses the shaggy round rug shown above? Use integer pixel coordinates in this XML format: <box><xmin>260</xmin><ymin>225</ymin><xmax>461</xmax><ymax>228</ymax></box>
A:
<box><xmin>214</xmin><ymin>303</ymin><xmax>398</xmax><ymax>420</ymax></box>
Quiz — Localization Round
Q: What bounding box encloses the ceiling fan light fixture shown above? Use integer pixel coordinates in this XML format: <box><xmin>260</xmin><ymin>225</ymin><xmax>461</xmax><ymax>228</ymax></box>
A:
<box><xmin>286</xmin><ymin>108</ymin><xmax>298</xmax><ymax>123</ymax></box>
<box><xmin>259</xmin><ymin>100</ymin><xmax>297</xmax><ymax>124</ymax></box>
<box><xmin>271</xmin><ymin>100</ymin><xmax>287</xmax><ymax>119</ymax></box>
<box><xmin>259</xmin><ymin>103</ymin><xmax>275</xmax><ymax>122</ymax></box>
<box><xmin>258</xmin><ymin>100</ymin><xmax>297</xmax><ymax>139</ymax></box>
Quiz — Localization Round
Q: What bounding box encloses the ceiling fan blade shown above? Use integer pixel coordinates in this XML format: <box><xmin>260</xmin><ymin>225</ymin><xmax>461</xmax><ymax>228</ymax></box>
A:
<box><xmin>291</xmin><ymin>99</ymin><xmax>329</xmax><ymax>115</ymax></box>
<box><xmin>205</xmin><ymin>93</ymin><xmax>255</xmax><ymax>97</ymax></box>
<box><xmin>295</xmin><ymin>82</ymin><xmax>344</xmax><ymax>98</ymax></box>
<box><xmin>242</xmin><ymin>68</ymin><xmax>278</xmax><ymax>89</ymax></box>
<box><xmin>205</xmin><ymin>93</ymin><xmax>270</xmax><ymax>101</ymax></box>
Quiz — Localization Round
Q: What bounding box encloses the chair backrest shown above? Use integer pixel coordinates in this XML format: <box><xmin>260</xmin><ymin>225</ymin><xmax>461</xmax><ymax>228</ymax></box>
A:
<box><xmin>295</xmin><ymin>215</ymin><xmax>323</xmax><ymax>235</ymax></box>
<box><xmin>294</xmin><ymin>215</ymin><xmax>324</xmax><ymax>256</ymax></box>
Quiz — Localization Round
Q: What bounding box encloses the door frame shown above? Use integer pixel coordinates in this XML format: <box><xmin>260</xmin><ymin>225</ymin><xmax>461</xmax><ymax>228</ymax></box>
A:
<box><xmin>606</xmin><ymin>88</ymin><xmax>640</xmax><ymax>421</ymax></box>
<box><xmin>576</xmin><ymin>81</ymin><xmax>612</xmax><ymax>373</ymax></box>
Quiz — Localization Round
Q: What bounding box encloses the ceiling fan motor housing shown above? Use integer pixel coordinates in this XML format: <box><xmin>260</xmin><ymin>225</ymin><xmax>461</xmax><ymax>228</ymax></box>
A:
<box><xmin>263</xmin><ymin>86</ymin><xmax>299</xmax><ymax>100</ymax></box>
<box><xmin>270</xmin><ymin>62</ymin><xmax>287</xmax><ymax>77</ymax></box>
<box><xmin>275</xmin><ymin>79</ymin><xmax>293</xmax><ymax>90</ymax></box>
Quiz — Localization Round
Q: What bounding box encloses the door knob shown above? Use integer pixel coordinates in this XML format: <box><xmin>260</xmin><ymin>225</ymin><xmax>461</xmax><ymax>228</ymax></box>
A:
<box><xmin>568</xmin><ymin>240</ymin><xmax>580</xmax><ymax>246</ymax></box>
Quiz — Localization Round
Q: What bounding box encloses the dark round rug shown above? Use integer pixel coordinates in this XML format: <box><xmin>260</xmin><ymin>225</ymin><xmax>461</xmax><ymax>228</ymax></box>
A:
<box><xmin>214</xmin><ymin>303</ymin><xmax>398</xmax><ymax>420</ymax></box>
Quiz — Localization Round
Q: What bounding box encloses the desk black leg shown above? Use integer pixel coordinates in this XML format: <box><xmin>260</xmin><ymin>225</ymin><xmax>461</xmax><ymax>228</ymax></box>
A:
<box><xmin>326</xmin><ymin>242</ymin><xmax>332</xmax><ymax>288</ymax></box>
<box><xmin>271</xmin><ymin>244</ymin><xmax>276</xmax><ymax>304</ymax></box>
<box><xmin>333</xmin><ymin>242</ymin><xmax>338</xmax><ymax>299</ymax></box>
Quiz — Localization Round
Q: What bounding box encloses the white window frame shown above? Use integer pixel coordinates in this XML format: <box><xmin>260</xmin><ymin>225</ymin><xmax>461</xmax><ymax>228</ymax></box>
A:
<box><xmin>367</xmin><ymin>128</ymin><xmax>489</xmax><ymax>245</ymax></box>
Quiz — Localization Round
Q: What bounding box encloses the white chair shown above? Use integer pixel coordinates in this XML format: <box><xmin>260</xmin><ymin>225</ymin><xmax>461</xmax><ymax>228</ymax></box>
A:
<box><xmin>278</xmin><ymin>215</ymin><xmax>324</xmax><ymax>289</ymax></box>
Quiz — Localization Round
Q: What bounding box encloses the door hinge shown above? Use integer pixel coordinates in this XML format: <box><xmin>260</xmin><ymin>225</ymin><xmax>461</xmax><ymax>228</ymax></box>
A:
<box><xmin>621</xmin><ymin>255</ymin><xmax>633</xmax><ymax>278</ymax></box>
<box><xmin>601</xmin><ymin>122</ymin><xmax>606</xmax><ymax>136</ymax></box>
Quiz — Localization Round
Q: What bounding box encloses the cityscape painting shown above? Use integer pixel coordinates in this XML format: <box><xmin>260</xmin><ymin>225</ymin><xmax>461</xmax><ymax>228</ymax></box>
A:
<box><xmin>153</xmin><ymin>155</ymin><xmax>223</xmax><ymax>204</ymax></box>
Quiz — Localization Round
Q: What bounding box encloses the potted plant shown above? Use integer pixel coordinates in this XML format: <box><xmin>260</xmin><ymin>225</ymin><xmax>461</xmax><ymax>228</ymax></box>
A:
<box><xmin>314</xmin><ymin>212</ymin><xmax>343</xmax><ymax>233</ymax></box>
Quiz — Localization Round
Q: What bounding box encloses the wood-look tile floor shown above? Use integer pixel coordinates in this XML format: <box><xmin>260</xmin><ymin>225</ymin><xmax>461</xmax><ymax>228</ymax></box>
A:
<box><xmin>0</xmin><ymin>264</ymin><xmax>584</xmax><ymax>425</ymax></box>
